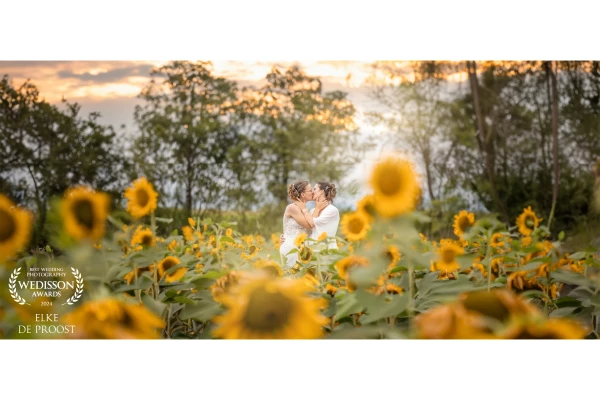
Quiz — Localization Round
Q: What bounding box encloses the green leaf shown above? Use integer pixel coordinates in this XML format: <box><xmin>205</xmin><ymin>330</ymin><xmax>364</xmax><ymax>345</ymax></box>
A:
<box><xmin>590</xmin><ymin>294</ymin><xmax>600</xmax><ymax>308</ymax></box>
<box><xmin>518</xmin><ymin>261</ymin><xmax>544</xmax><ymax>271</ymax></box>
<box><xmin>554</xmin><ymin>296</ymin><xmax>582</xmax><ymax>308</ymax></box>
<box><xmin>558</xmin><ymin>231</ymin><xmax>565</xmax><ymax>241</ymax></box>
<box><xmin>25</xmin><ymin>256</ymin><xmax>38</xmax><ymax>268</ymax></box>
<box><xmin>219</xmin><ymin>236</ymin><xmax>234</xmax><ymax>243</ymax></box>
<box><xmin>549</xmin><ymin>307</ymin><xmax>578</xmax><ymax>317</ymax></box>
<box><xmin>356</xmin><ymin>293</ymin><xmax>409</xmax><ymax>324</ymax></box>
<box><xmin>335</xmin><ymin>293</ymin><xmax>364</xmax><ymax>320</ymax></box>
<box><xmin>172</xmin><ymin>296</ymin><xmax>196</xmax><ymax>305</ymax></box>
<box><xmin>155</xmin><ymin>217</ymin><xmax>173</xmax><ymax>223</ymax></box>
<box><xmin>179</xmin><ymin>300</ymin><xmax>222</xmax><ymax>322</ymax></box>
<box><xmin>551</xmin><ymin>269</ymin><xmax>594</xmax><ymax>289</ymax></box>
<box><xmin>141</xmin><ymin>294</ymin><xmax>166</xmax><ymax>317</ymax></box>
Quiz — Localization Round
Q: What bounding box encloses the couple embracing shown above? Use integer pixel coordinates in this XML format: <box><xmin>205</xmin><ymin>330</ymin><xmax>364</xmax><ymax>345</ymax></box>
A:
<box><xmin>279</xmin><ymin>180</ymin><xmax>340</xmax><ymax>267</ymax></box>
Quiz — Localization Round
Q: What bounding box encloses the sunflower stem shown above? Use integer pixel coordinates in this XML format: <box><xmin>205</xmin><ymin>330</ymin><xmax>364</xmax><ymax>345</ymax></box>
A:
<box><xmin>150</xmin><ymin>212</ymin><xmax>157</xmax><ymax>236</ymax></box>
<box><xmin>408</xmin><ymin>261</ymin><xmax>415</xmax><ymax>328</ymax></box>
<box><xmin>152</xmin><ymin>264</ymin><xmax>159</xmax><ymax>301</ymax></box>
<box><xmin>166</xmin><ymin>303</ymin><xmax>172</xmax><ymax>338</ymax></box>
<box><xmin>316</xmin><ymin>253</ymin><xmax>322</xmax><ymax>286</ymax></box>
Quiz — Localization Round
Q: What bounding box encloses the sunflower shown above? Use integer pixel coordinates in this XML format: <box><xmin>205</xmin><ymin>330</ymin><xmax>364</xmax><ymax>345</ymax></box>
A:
<box><xmin>325</xmin><ymin>284</ymin><xmax>338</xmax><ymax>297</ymax></box>
<box><xmin>124</xmin><ymin>265</ymin><xmax>154</xmax><ymax>285</ymax></box>
<box><xmin>414</xmin><ymin>303</ymin><xmax>495</xmax><ymax>339</ymax></box>
<box><xmin>241</xmin><ymin>245</ymin><xmax>260</xmax><ymax>260</ymax></box>
<box><xmin>317</xmin><ymin>232</ymin><xmax>327</xmax><ymax>241</ymax></box>
<box><xmin>253</xmin><ymin>259</ymin><xmax>283</xmax><ymax>277</ymax></box>
<box><xmin>61</xmin><ymin>298</ymin><xmax>165</xmax><ymax>339</ymax></box>
<box><xmin>434</xmin><ymin>239</ymin><xmax>464</xmax><ymax>275</ymax></box>
<box><xmin>294</xmin><ymin>232</ymin><xmax>308</xmax><ymax>247</ymax></box>
<box><xmin>157</xmin><ymin>256</ymin><xmax>187</xmax><ymax>283</ymax></box>
<box><xmin>475</xmin><ymin>257</ymin><xmax>502</xmax><ymax>280</ymax></box>
<box><xmin>452</xmin><ymin>210</ymin><xmax>475</xmax><ymax>237</ymax></box>
<box><xmin>124</xmin><ymin>177</ymin><xmax>158</xmax><ymax>219</ymax></box>
<box><xmin>303</xmin><ymin>272</ymin><xmax>320</xmax><ymax>290</ymax></box>
<box><xmin>271</xmin><ymin>233</ymin><xmax>281</xmax><ymax>250</ymax></box>
<box><xmin>167</xmin><ymin>240</ymin><xmax>178</xmax><ymax>251</ymax></box>
<box><xmin>368</xmin><ymin>156</ymin><xmax>420</xmax><ymax>218</ymax></box>
<box><xmin>340</xmin><ymin>211</ymin><xmax>371</xmax><ymax>242</ymax></box>
<box><xmin>335</xmin><ymin>256</ymin><xmax>370</xmax><ymax>291</ymax></box>
<box><xmin>187</xmin><ymin>217</ymin><xmax>196</xmax><ymax>227</ymax></box>
<box><xmin>211</xmin><ymin>271</ymin><xmax>245</xmax><ymax>303</ymax></box>
<box><xmin>182</xmin><ymin>226</ymin><xmax>194</xmax><ymax>242</ymax></box>
<box><xmin>0</xmin><ymin>194</ymin><xmax>33</xmax><ymax>263</ymax></box>
<box><xmin>490</xmin><ymin>232</ymin><xmax>506</xmax><ymax>249</ymax></box>
<box><xmin>241</xmin><ymin>235</ymin><xmax>254</xmax><ymax>246</ymax></box>
<box><xmin>211</xmin><ymin>276</ymin><xmax>329</xmax><ymax>339</ymax></box>
<box><xmin>516</xmin><ymin>206</ymin><xmax>542</xmax><ymax>236</ymax></box>
<box><xmin>373</xmin><ymin>283</ymin><xmax>404</xmax><ymax>296</ymax></box>
<box><xmin>356</xmin><ymin>194</ymin><xmax>376</xmax><ymax>222</ymax></box>
<box><xmin>521</xmin><ymin>236</ymin><xmax>533</xmax><ymax>246</ymax></box>
<box><xmin>502</xmin><ymin>318</ymin><xmax>588</xmax><ymax>339</ymax></box>
<box><xmin>61</xmin><ymin>186</ymin><xmax>110</xmax><ymax>242</ymax></box>
<box><xmin>130</xmin><ymin>226</ymin><xmax>156</xmax><ymax>248</ymax></box>
<box><xmin>298</xmin><ymin>245</ymin><xmax>313</xmax><ymax>263</ymax></box>
<box><xmin>507</xmin><ymin>270</ymin><xmax>534</xmax><ymax>291</ymax></box>
<box><xmin>385</xmin><ymin>245</ymin><xmax>402</xmax><ymax>271</ymax></box>
<box><xmin>225</xmin><ymin>228</ymin><xmax>233</xmax><ymax>238</ymax></box>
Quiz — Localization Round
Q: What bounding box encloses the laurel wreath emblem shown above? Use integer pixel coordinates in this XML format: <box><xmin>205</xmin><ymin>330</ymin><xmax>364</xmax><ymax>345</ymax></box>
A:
<box><xmin>9</xmin><ymin>267</ymin><xmax>29</xmax><ymax>305</ymax></box>
<box><xmin>63</xmin><ymin>267</ymin><xmax>84</xmax><ymax>305</ymax></box>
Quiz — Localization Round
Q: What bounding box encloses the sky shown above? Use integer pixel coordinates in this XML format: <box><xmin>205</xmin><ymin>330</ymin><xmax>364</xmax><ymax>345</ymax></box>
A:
<box><xmin>0</xmin><ymin>60</ymin><xmax>407</xmax><ymax>208</ymax></box>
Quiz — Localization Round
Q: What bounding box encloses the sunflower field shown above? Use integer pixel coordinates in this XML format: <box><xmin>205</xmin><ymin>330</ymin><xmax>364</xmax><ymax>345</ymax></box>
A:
<box><xmin>1</xmin><ymin>155</ymin><xmax>599</xmax><ymax>340</ymax></box>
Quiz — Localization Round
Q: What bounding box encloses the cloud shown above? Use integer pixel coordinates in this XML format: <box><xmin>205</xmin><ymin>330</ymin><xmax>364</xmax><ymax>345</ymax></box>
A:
<box><xmin>56</xmin><ymin>64</ymin><xmax>155</xmax><ymax>83</ymax></box>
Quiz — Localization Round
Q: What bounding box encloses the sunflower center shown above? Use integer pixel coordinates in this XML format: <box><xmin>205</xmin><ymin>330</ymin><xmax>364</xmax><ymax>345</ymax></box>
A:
<box><xmin>458</xmin><ymin>216</ymin><xmax>471</xmax><ymax>231</ymax></box>
<box><xmin>72</xmin><ymin>199</ymin><xmax>95</xmax><ymax>230</ymax></box>
<box><xmin>262</xmin><ymin>264</ymin><xmax>280</xmax><ymax>276</ymax></box>
<box><xmin>348</xmin><ymin>218</ymin><xmax>365</xmax><ymax>233</ymax></box>
<box><xmin>135</xmin><ymin>189</ymin><xmax>150</xmax><ymax>208</ymax></box>
<box><xmin>243</xmin><ymin>286</ymin><xmax>292</xmax><ymax>332</ymax></box>
<box><xmin>141</xmin><ymin>233</ymin><xmax>154</xmax><ymax>246</ymax></box>
<box><xmin>0</xmin><ymin>209</ymin><xmax>16</xmax><ymax>242</ymax></box>
<box><xmin>525</xmin><ymin>216</ymin><xmax>535</xmax><ymax>229</ymax></box>
<box><xmin>377</xmin><ymin>172</ymin><xmax>402</xmax><ymax>196</ymax></box>
<box><xmin>162</xmin><ymin>259</ymin><xmax>177</xmax><ymax>272</ymax></box>
<box><xmin>462</xmin><ymin>291</ymin><xmax>510</xmax><ymax>322</ymax></box>
<box><xmin>299</xmin><ymin>247</ymin><xmax>311</xmax><ymax>261</ymax></box>
<box><xmin>441</xmin><ymin>248</ymin><xmax>456</xmax><ymax>263</ymax></box>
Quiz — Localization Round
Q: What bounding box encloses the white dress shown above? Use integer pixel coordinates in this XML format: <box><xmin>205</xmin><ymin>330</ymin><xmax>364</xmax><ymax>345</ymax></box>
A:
<box><xmin>309</xmin><ymin>205</ymin><xmax>340</xmax><ymax>250</ymax></box>
<box><xmin>280</xmin><ymin>215</ymin><xmax>312</xmax><ymax>267</ymax></box>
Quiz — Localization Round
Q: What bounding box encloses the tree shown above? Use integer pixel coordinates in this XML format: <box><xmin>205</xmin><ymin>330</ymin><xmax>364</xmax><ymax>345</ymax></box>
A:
<box><xmin>0</xmin><ymin>75</ymin><xmax>129</xmax><ymax>245</ymax></box>
<box><xmin>367</xmin><ymin>61</ymin><xmax>459</xmax><ymax>204</ymax></box>
<box><xmin>247</xmin><ymin>65</ymin><xmax>363</xmax><ymax>206</ymax></box>
<box><xmin>133</xmin><ymin>61</ymin><xmax>240</xmax><ymax>218</ymax></box>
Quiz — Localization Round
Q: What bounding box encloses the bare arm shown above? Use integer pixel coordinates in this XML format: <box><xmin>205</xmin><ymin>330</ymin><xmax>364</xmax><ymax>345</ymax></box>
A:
<box><xmin>287</xmin><ymin>204</ymin><xmax>315</xmax><ymax>230</ymax></box>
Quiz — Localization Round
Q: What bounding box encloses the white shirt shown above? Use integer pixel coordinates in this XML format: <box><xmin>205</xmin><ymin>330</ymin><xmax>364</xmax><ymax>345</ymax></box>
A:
<box><xmin>309</xmin><ymin>205</ymin><xmax>340</xmax><ymax>250</ymax></box>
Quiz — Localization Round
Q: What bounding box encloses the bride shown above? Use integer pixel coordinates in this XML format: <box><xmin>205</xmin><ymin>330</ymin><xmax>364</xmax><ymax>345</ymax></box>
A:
<box><xmin>279</xmin><ymin>181</ymin><xmax>340</xmax><ymax>267</ymax></box>
<box><xmin>280</xmin><ymin>180</ymin><xmax>315</xmax><ymax>267</ymax></box>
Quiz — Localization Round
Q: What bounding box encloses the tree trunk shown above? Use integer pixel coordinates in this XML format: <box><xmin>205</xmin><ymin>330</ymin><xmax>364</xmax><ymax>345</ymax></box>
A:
<box><xmin>547</xmin><ymin>61</ymin><xmax>560</xmax><ymax>229</ymax></box>
<box><xmin>185</xmin><ymin>159</ymin><xmax>193</xmax><ymax>218</ymax></box>
<box><xmin>466</xmin><ymin>61</ymin><xmax>509</xmax><ymax>223</ymax></box>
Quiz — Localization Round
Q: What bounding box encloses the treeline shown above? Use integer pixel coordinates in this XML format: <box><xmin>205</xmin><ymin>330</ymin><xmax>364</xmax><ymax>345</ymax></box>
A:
<box><xmin>0</xmin><ymin>62</ymin><xmax>364</xmax><ymax>245</ymax></box>
<box><xmin>2</xmin><ymin>61</ymin><xmax>600</xmax><ymax>247</ymax></box>
<box><xmin>368</xmin><ymin>61</ymin><xmax>600</xmax><ymax>238</ymax></box>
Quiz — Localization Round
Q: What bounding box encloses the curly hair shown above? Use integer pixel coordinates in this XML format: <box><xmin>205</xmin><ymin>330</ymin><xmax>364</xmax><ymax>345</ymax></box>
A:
<box><xmin>288</xmin><ymin>180</ymin><xmax>309</xmax><ymax>201</ymax></box>
<box><xmin>316</xmin><ymin>181</ymin><xmax>337</xmax><ymax>202</ymax></box>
